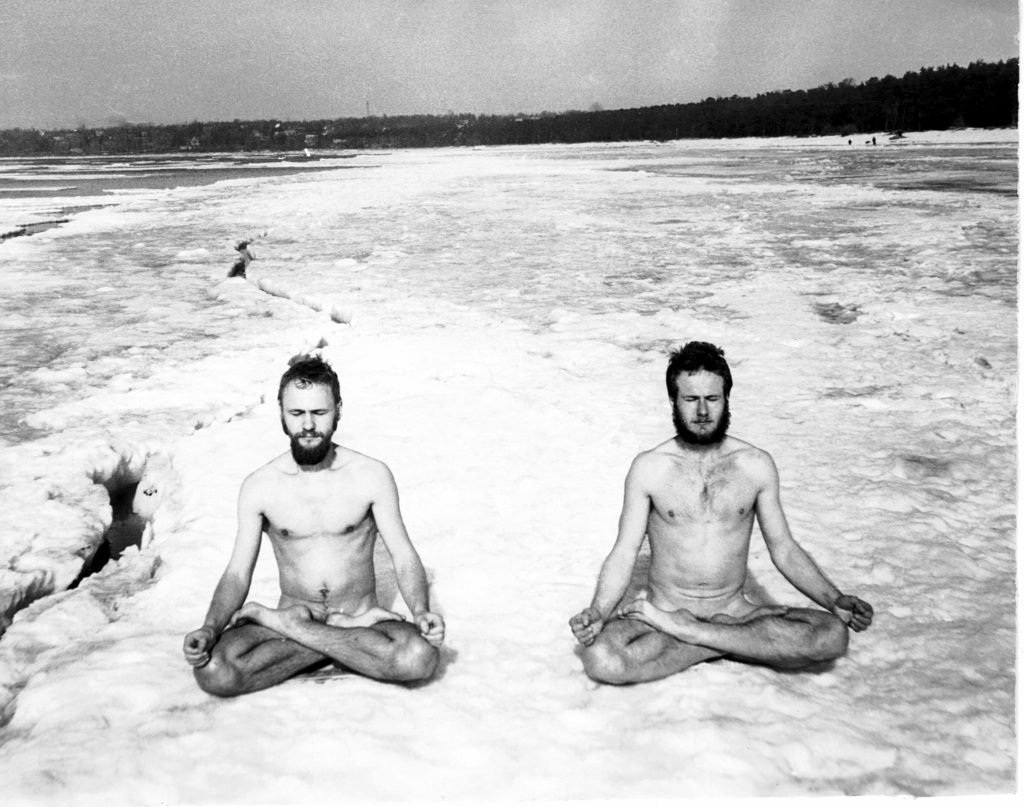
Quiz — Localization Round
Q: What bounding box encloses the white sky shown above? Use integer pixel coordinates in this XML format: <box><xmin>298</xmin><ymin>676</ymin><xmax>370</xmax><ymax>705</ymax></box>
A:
<box><xmin>1</xmin><ymin>0</ymin><xmax>1018</xmax><ymax>129</ymax></box>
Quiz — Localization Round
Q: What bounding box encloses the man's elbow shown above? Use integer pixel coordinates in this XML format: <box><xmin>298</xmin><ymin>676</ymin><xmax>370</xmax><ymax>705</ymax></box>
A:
<box><xmin>765</xmin><ymin>540</ymin><xmax>797</xmax><ymax>567</ymax></box>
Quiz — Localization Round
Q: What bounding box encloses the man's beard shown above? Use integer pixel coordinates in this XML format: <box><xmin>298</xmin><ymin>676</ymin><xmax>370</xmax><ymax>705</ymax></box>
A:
<box><xmin>673</xmin><ymin>401</ymin><xmax>730</xmax><ymax>446</ymax></box>
<box><xmin>289</xmin><ymin>431</ymin><xmax>333</xmax><ymax>465</ymax></box>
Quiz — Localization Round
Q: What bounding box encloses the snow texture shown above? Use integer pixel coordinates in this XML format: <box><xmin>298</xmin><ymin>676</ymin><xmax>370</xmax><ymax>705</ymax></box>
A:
<box><xmin>0</xmin><ymin>129</ymin><xmax>1017</xmax><ymax>802</ymax></box>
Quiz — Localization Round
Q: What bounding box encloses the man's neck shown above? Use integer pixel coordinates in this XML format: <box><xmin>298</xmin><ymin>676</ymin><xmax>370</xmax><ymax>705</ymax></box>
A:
<box><xmin>674</xmin><ymin>435</ymin><xmax>728</xmax><ymax>457</ymax></box>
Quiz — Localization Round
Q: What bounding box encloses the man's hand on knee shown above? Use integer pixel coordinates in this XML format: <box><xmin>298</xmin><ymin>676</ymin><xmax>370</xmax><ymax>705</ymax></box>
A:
<box><xmin>414</xmin><ymin>611</ymin><xmax>445</xmax><ymax>647</ymax></box>
<box><xmin>832</xmin><ymin>594</ymin><xmax>873</xmax><ymax>632</ymax></box>
<box><xmin>569</xmin><ymin>606</ymin><xmax>604</xmax><ymax>646</ymax></box>
<box><xmin>183</xmin><ymin>625</ymin><xmax>217</xmax><ymax>668</ymax></box>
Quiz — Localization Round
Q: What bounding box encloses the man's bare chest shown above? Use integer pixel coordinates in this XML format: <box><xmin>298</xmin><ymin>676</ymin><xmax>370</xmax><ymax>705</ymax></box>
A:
<box><xmin>652</xmin><ymin>463</ymin><xmax>758</xmax><ymax>524</ymax></box>
<box><xmin>263</xmin><ymin>479</ymin><xmax>374</xmax><ymax>540</ymax></box>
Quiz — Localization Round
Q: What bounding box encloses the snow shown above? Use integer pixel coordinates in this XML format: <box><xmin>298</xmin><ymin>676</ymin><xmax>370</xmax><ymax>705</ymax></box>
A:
<box><xmin>0</xmin><ymin>129</ymin><xmax>1017</xmax><ymax>802</ymax></box>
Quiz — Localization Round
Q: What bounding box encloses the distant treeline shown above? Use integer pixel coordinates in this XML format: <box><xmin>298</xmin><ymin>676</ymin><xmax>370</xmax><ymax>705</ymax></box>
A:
<box><xmin>1</xmin><ymin>58</ymin><xmax>1016</xmax><ymax>156</ymax></box>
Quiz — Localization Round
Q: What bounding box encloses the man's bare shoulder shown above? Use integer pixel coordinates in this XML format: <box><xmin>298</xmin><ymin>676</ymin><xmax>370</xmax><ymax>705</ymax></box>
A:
<box><xmin>721</xmin><ymin>434</ymin><xmax>770</xmax><ymax>456</ymax></box>
<box><xmin>245</xmin><ymin>446</ymin><xmax>387</xmax><ymax>476</ymax></box>
<box><xmin>242</xmin><ymin>452</ymin><xmax>292</xmax><ymax>485</ymax></box>
<box><xmin>638</xmin><ymin>436</ymin><xmax>776</xmax><ymax>473</ymax></box>
<box><xmin>333</xmin><ymin>446</ymin><xmax>391</xmax><ymax>476</ymax></box>
<box><xmin>628</xmin><ymin>440</ymin><xmax>681</xmax><ymax>480</ymax></box>
<box><xmin>332</xmin><ymin>448</ymin><xmax>403</xmax><ymax>504</ymax></box>
<box><xmin>724</xmin><ymin>437</ymin><xmax>779</xmax><ymax>483</ymax></box>
<box><xmin>233</xmin><ymin>455</ymin><xmax>289</xmax><ymax>514</ymax></box>
<box><xmin>635</xmin><ymin>439</ymin><xmax>678</xmax><ymax>464</ymax></box>
<box><xmin>237</xmin><ymin>447</ymin><xmax>396</xmax><ymax>505</ymax></box>
<box><xmin>239</xmin><ymin>448</ymin><xmax>336</xmax><ymax>489</ymax></box>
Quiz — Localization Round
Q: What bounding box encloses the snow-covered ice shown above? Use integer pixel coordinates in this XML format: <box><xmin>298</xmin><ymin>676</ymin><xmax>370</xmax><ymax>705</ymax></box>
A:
<box><xmin>0</xmin><ymin>129</ymin><xmax>1016</xmax><ymax>802</ymax></box>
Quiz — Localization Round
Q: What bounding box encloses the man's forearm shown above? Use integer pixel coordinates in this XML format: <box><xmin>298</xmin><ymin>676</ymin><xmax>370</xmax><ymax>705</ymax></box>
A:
<box><xmin>203</xmin><ymin>576</ymin><xmax>248</xmax><ymax>633</ymax></box>
<box><xmin>591</xmin><ymin>560</ymin><xmax>633</xmax><ymax>618</ymax></box>
<box><xmin>776</xmin><ymin>549</ymin><xmax>841</xmax><ymax>610</ymax></box>
<box><xmin>394</xmin><ymin>563</ymin><xmax>431</xmax><ymax>615</ymax></box>
<box><xmin>794</xmin><ymin>570</ymin><xmax>842</xmax><ymax>611</ymax></box>
<box><xmin>591</xmin><ymin>591</ymin><xmax>623</xmax><ymax>620</ymax></box>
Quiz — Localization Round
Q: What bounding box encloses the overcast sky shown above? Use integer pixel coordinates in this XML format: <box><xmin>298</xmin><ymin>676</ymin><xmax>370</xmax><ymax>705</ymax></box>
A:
<box><xmin>2</xmin><ymin>0</ymin><xmax>1018</xmax><ymax>129</ymax></box>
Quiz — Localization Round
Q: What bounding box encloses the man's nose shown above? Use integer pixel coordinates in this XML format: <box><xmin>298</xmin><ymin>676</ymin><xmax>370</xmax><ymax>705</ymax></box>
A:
<box><xmin>301</xmin><ymin>413</ymin><xmax>315</xmax><ymax>429</ymax></box>
<box><xmin>697</xmin><ymin>399</ymin><xmax>708</xmax><ymax>415</ymax></box>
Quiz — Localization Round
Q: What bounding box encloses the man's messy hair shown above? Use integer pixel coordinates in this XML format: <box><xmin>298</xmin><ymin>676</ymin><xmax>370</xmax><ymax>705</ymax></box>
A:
<box><xmin>665</xmin><ymin>341</ymin><xmax>733</xmax><ymax>400</ymax></box>
<box><xmin>278</xmin><ymin>354</ymin><xmax>341</xmax><ymax>406</ymax></box>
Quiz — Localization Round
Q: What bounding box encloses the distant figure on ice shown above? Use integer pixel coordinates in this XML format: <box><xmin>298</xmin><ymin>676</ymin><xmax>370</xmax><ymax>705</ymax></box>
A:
<box><xmin>569</xmin><ymin>341</ymin><xmax>873</xmax><ymax>684</ymax></box>
<box><xmin>184</xmin><ymin>355</ymin><xmax>444</xmax><ymax>696</ymax></box>
<box><xmin>227</xmin><ymin>239</ymin><xmax>255</xmax><ymax>278</ymax></box>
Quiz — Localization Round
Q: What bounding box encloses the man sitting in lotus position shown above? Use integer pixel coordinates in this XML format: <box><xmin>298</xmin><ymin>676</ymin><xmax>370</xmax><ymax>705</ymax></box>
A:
<box><xmin>184</xmin><ymin>355</ymin><xmax>444</xmax><ymax>696</ymax></box>
<box><xmin>570</xmin><ymin>341</ymin><xmax>872</xmax><ymax>684</ymax></box>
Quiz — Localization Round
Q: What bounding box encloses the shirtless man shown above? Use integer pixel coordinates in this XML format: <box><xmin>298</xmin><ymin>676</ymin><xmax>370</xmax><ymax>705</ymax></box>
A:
<box><xmin>184</xmin><ymin>355</ymin><xmax>444</xmax><ymax>696</ymax></box>
<box><xmin>570</xmin><ymin>341</ymin><xmax>872</xmax><ymax>684</ymax></box>
<box><xmin>227</xmin><ymin>239</ymin><xmax>254</xmax><ymax>278</ymax></box>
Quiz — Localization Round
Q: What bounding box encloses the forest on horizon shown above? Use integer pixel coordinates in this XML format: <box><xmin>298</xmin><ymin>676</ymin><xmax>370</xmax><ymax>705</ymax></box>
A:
<box><xmin>0</xmin><ymin>58</ymin><xmax>1016</xmax><ymax>156</ymax></box>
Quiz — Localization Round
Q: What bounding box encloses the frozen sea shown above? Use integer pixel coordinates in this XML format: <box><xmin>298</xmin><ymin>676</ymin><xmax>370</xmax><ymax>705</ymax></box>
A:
<box><xmin>0</xmin><ymin>130</ymin><xmax>1017</xmax><ymax>803</ymax></box>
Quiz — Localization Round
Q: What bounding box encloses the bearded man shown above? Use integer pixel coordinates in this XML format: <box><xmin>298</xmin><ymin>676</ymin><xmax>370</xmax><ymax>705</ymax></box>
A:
<box><xmin>569</xmin><ymin>341</ymin><xmax>872</xmax><ymax>683</ymax></box>
<box><xmin>184</xmin><ymin>355</ymin><xmax>444</xmax><ymax>696</ymax></box>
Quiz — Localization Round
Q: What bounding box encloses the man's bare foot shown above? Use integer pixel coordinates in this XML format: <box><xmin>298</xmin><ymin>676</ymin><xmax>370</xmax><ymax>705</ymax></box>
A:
<box><xmin>708</xmin><ymin>605</ymin><xmax>790</xmax><ymax>624</ymax></box>
<box><xmin>618</xmin><ymin>598</ymin><xmax>702</xmax><ymax>641</ymax></box>
<box><xmin>228</xmin><ymin>601</ymin><xmax>271</xmax><ymax>629</ymax></box>
<box><xmin>326</xmin><ymin>607</ymin><xmax>404</xmax><ymax>629</ymax></box>
<box><xmin>228</xmin><ymin>602</ymin><xmax>313</xmax><ymax>633</ymax></box>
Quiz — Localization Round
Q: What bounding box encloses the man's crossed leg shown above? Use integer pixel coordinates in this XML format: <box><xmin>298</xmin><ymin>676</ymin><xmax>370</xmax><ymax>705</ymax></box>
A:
<box><xmin>580</xmin><ymin>601</ymin><xmax>849</xmax><ymax>685</ymax></box>
<box><xmin>194</xmin><ymin>604</ymin><xmax>439</xmax><ymax>697</ymax></box>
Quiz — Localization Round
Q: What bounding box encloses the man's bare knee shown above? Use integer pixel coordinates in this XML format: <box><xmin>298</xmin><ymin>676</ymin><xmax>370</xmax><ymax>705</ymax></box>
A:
<box><xmin>386</xmin><ymin>634</ymin><xmax>439</xmax><ymax>682</ymax></box>
<box><xmin>810</xmin><ymin>614</ymin><xmax>849</xmax><ymax>661</ymax></box>
<box><xmin>581</xmin><ymin>642</ymin><xmax>631</xmax><ymax>685</ymax></box>
<box><xmin>194</xmin><ymin>656</ymin><xmax>244</xmax><ymax>698</ymax></box>
<box><xmin>761</xmin><ymin>610</ymin><xmax>850</xmax><ymax>667</ymax></box>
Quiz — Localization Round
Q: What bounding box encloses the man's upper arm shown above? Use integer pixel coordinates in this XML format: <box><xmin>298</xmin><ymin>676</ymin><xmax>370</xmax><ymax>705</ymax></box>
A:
<box><xmin>752</xmin><ymin>450</ymin><xmax>842</xmax><ymax>607</ymax></box>
<box><xmin>610</xmin><ymin>454</ymin><xmax>654</xmax><ymax>559</ymax></box>
<box><xmin>753</xmin><ymin>451</ymin><xmax>796</xmax><ymax>552</ymax></box>
<box><xmin>368</xmin><ymin>461</ymin><xmax>418</xmax><ymax>560</ymax></box>
<box><xmin>224</xmin><ymin>473</ymin><xmax>265</xmax><ymax>578</ymax></box>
